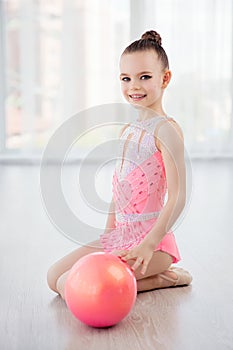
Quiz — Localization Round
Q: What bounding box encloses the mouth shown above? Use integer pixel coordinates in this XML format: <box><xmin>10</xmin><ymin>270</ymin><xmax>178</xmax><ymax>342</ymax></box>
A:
<box><xmin>129</xmin><ymin>94</ymin><xmax>147</xmax><ymax>101</ymax></box>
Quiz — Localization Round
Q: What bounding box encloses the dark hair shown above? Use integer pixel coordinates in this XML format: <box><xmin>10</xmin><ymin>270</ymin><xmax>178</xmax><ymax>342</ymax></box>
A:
<box><xmin>122</xmin><ymin>30</ymin><xmax>169</xmax><ymax>70</ymax></box>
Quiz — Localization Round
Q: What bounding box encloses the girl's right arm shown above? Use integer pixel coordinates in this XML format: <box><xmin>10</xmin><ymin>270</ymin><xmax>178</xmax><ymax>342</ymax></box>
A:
<box><xmin>103</xmin><ymin>196</ymin><xmax>116</xmax><ymax>234</ymax></box>
<box><xmin>103</xmin><ymin>123</ymin><xmax>130</xmax><ymax>235</ymax></box>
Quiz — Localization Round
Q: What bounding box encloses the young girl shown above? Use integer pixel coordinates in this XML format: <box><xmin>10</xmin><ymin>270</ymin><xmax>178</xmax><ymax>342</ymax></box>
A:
<box><xmin>47</xmin><ymin>30</ymin><xmax>192</xmax><ymax>299</ymax></box>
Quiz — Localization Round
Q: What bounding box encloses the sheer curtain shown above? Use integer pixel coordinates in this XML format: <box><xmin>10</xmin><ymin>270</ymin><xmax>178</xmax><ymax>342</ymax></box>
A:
<box><xmin>0</xmin><ymin>0</ymin><xmax>232</xmax><ymax>158</ymax></box>
<box><xmin>131</xmin><ymin>0</ymin><xmax>233</xmax><ymax>157</ymax></box>
<box><xmin>1</xmin><ymin>0</ymin><xmax>130</xmax><ymax>156</ymax></box>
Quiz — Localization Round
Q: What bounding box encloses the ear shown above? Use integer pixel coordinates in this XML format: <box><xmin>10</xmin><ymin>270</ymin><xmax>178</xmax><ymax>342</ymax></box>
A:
<box><xmin>162</xmin><ymin>70</ymin><xmax>172</xmax><ymax>88</ymax></box>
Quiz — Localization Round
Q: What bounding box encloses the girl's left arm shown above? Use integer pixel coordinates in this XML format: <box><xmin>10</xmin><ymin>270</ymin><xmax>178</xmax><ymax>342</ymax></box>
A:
<box><xmin>145</xmin><ymin>119</ymin><xmax>186</xmax><ymax>246</ymax></box>
<box><xmin>114</xmin><ymin>120</ymin><xmax>186</xmax><ymax>274</ymax></box>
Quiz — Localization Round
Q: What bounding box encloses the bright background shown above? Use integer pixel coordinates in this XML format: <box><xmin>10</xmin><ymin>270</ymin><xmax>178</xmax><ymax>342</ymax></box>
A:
<box><xmin>1</xmin><ymin>3</ymin><xmax>233</xmax><ymax>347</ymax></box>
<box><xmin>0</xmin><ymin>0</ymin><xmax>232</xmax><ymax>159</ymax></box>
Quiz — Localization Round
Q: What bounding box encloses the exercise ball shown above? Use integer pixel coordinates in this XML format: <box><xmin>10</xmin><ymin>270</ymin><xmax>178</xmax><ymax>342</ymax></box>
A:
<box><xmin>65</xmin><ymin>252</ymin><xmax>137</xmax><ymax>328</ymax></box>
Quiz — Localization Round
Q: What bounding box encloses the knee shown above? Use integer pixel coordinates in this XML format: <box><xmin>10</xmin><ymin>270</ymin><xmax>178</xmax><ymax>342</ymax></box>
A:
<box><xmin>47</xmin><ymin>263</ymin><xmax>60</xmax><ymax>293</ymax></box>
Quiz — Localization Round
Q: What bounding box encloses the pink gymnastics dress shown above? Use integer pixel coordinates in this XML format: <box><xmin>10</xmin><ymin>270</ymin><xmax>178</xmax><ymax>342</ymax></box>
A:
<box><xmin>100</xmin><ymin>115</ymin><xmax>181</xmax><ymax>263</ymax></box>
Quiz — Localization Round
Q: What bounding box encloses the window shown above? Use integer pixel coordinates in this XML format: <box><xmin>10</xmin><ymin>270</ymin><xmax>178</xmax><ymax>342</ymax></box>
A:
<box><xmin>0</xmin><ymin>0</ymin><xmax>232</xmax><ymax>158</ymax></box>
<box><xmin>1</xmin><ymin>0</ymin><xmax>130</xmax><ymax>154</ymax></box>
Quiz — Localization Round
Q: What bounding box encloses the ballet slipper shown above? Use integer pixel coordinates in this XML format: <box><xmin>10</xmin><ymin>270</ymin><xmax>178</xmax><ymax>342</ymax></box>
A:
<box><xmin>159</xmin><ymin>266</ymin><xmax>193</xmax><ymax>287</ymax></box>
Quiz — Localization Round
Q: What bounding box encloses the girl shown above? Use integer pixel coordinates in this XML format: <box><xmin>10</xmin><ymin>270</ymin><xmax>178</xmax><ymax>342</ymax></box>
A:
<box><xmin>47</xmin><ymin>30</ymin><xmax>192</xmax><ymax>299</ymax></box>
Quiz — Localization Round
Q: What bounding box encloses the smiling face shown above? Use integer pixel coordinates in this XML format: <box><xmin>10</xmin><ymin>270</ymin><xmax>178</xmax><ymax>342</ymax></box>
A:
<box><xmin>119</xmin><ymin>50</ymin><xmax>171</xmax><ymax>114</ymax></box>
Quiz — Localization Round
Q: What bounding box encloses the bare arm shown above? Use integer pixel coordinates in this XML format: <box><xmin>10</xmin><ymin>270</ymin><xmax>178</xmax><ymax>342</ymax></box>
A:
<box><xmin>104</xmin><ymin>195</ymin><xmax>116</xmax><ymax>234</ymax></box>
<box><xmin>104</xmin><ymin>123</ymin><xmax>130</xmax><ymax>234</ymax></box>
<box><xmin>145</xmin><ymin>119</ymin><xmax>186</xmax><ymax>246</ymax></box>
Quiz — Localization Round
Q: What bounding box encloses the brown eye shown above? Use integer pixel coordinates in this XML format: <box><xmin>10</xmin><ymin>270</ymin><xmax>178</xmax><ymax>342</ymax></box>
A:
<box><xmin>141</xmin><ymin>75</ymin><xmax>152</xmax><ymax>80</ymax></box>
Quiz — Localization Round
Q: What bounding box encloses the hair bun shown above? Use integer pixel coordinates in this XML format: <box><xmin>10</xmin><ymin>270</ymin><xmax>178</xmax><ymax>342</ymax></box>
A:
<box><xmin>141</xmin><ymin>30</ymin><xmax>162</xmax><ymax>46</ymax></box>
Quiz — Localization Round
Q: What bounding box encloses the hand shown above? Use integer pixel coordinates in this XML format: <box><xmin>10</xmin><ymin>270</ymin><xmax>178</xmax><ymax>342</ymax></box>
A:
<box><xmin>112</xmin><ymin>238</ymin><xmax>155</xmax><ymax>275</ymax></box>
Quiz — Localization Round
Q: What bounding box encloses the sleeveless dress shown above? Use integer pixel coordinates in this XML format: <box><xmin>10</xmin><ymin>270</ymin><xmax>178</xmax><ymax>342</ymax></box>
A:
<box><xmin>99</xmin><ymin>115</ymin><xmax>181</xmax><ymax>263</ymax></box>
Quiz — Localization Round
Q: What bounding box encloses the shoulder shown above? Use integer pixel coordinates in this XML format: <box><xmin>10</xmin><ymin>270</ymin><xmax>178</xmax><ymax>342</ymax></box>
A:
<box><xmin>154</xmin><ymin>117</ymin><xmax>184</xmax><ymax>151</ymax></box>
<box><xmin>119</xmin><ymin>123</ymin><xmax>131</xmax><ymax>138</ymax></box>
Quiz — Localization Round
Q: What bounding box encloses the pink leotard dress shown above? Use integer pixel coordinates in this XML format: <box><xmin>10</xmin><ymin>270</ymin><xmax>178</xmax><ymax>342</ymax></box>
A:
<box><xmin>100</xmin><ymin>115</ymin><xmax>181</xmax><ymax>263</ymax></box>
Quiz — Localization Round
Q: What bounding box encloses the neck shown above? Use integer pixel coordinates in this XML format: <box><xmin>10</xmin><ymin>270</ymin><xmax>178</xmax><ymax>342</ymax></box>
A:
<box><xmin>137</xmin><ymin>106</ymin><xmax>166</xmax><ymax>121</ymax></box>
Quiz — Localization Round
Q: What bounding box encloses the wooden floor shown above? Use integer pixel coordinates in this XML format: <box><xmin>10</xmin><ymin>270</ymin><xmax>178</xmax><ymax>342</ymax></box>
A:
<box><xmin>1</xmin><ymin>159</ymin><xmax>233</xmax><ymax>350</ymax></box>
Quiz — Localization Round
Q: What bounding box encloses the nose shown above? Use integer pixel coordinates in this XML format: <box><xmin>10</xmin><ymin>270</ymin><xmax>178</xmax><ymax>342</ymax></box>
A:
<box><xmin>129</xmin><ymin>78</ymin><xmax>141</xmax><ymax>90</ymax></box>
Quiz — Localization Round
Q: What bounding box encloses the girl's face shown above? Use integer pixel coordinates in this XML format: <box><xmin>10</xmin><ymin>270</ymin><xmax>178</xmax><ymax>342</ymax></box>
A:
<box><xmin>119</xmin><ymin>50</ymin><xmax>171</xmax><ymax>112</ymax></box>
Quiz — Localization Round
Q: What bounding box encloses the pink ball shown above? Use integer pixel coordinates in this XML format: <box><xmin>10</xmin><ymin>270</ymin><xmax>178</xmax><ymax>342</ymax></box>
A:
<box><xmin>65</xmin><ymin>252</ymin><xmax>137</xmax><ymax>328</ymax></box>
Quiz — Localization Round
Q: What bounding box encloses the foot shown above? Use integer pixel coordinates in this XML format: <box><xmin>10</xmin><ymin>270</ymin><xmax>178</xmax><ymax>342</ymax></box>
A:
<box><xmin>158</xmin><ymin>266</ymin><xmax>192</xmax><ymax>288</ymax></box>
<box><xmin>137</xmin><ymin>267</ymin><xmax>192</xmax><ymax>292</ymax></box>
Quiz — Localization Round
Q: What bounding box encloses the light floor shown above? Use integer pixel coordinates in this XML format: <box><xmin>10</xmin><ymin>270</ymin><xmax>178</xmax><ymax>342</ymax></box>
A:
<box><xmin>0</xmin><ymin>160</ymin><xmax>233</xmax><ymax>350</ymax></box>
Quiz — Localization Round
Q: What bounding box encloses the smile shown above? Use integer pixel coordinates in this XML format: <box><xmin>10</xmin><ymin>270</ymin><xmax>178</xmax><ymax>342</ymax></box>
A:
<box><xmin>129</xmin><ymin>94</ymin><xmax>147</xmax><ymax>101</ymax></box>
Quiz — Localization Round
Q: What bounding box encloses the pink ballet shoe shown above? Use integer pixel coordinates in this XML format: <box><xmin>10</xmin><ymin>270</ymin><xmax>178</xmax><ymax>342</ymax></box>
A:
<box><xmin>159</xmin><ymin>266</ymin><xmax>193</xmax><ymax>287</ymax></box>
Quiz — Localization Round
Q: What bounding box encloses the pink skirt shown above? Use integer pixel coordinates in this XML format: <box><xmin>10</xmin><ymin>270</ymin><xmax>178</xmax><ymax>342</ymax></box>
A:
<box><xmin>100</xmin><ymin>217</ymin><xmax>181</xmax><ymax>264</ymax></box>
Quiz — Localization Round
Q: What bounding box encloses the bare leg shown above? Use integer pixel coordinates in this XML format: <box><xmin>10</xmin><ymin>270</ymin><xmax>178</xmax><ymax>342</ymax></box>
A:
<box><xmin>132</xmin><ymin>251</ymin><xmax>183</xmax><ymax>292</ymax></box>
<box><xmin>47</xmin><ymin>240</ymin><xmax>190</xmax><ymax>300</ymax></box>
<box><xmin>47</xmin><ymin>239</ymin><xmax>103</xmax><ymax>298</ymax></box>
